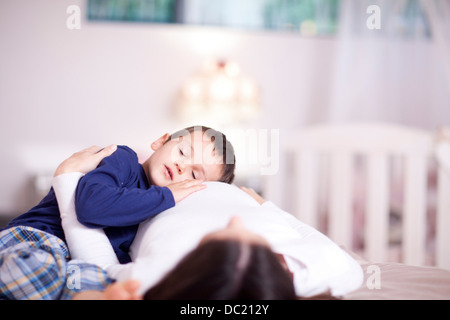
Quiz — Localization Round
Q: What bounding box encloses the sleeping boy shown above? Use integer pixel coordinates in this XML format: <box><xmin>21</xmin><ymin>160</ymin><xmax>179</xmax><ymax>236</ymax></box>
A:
<box><xmin>0</xmin><ymin>125</ymin><xmax>236</xmax><ymax>300</ymax></box>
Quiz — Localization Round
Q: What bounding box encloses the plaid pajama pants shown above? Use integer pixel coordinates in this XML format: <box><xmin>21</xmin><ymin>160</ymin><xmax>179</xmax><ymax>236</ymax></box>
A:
<box><xmin>0</xmin><ymin>226</ymin><xmax>114</xmax><ymax>300</ymax></box>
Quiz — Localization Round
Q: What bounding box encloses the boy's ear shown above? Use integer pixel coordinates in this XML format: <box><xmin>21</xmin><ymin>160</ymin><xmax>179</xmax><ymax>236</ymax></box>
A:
<box><xmin>151</xmin><ymin>133</ymin><xmax>170</xmax><ymax>151</ymax></box>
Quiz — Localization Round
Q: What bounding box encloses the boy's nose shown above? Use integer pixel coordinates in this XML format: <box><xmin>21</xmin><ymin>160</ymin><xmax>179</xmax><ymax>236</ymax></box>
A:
<box><xmin>175</xmin><ymin>162</ymin><xmax>186</xmax><ymax>175</ymax></box>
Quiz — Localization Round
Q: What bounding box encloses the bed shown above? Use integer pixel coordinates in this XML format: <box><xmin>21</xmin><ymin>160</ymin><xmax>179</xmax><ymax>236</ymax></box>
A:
<box><xmin>342</xmin><ymin>248</ymin><xmax>450</xmax><ymax>300</ymax></box>
<box><xmin>262</xmin><ymin>122</ymin><xmax>450</xmax><ymax>299</ymax></box>
<box><xmin>7</xmin><ymin>122</ymin><xmax>450</xmax><ymax>300</ymax></box>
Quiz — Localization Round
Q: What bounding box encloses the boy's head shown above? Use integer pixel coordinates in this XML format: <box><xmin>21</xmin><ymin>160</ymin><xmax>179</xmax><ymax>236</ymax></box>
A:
<box><xmin>143</xmin><ymin>126</ymin><xmax>235</xmax><ymax>187</ymax></box>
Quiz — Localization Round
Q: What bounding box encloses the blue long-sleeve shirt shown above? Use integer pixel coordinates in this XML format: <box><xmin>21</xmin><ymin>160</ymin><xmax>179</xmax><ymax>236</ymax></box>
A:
<box><xmin>4</xmin><ymin>146</ymin><xmax>175</xmax><ymax>263</ymax></box>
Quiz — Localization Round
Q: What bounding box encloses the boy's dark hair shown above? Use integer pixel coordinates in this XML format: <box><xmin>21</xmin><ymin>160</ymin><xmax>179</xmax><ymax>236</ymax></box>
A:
<box><xmin>167</xmin><ymin>125</ymin><xmax>236</xmax><ymax>184</ymax></box>
<box><xmin>143</xmin><ymin>239</ymin><xmax>297</xmax><ymax>300</ymax></box>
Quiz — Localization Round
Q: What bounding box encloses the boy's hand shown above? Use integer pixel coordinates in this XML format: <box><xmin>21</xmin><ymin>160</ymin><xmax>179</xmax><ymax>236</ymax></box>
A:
<box><xmin>102</xmin><ymin>280</ymin><xmax>142</xmax><ymax>300</ymax></box>
<box><xmin>240</xmin><ymin>186</ymin><xmax>266</xmax><ymax>205</ymax></box>
<box><xmin>72</xmin><ymin>280</ymin><xmax>142</xmax><ymax>300</ymax></box>
<box><xmin>167</xmin><ymin>179</ymin><xmax>206</xmax><ymax>203</ymax></box>
<box><xmin>54</xmin><ymin>145</ymin><xmax>117</xmax><ymax>177</ymax></box>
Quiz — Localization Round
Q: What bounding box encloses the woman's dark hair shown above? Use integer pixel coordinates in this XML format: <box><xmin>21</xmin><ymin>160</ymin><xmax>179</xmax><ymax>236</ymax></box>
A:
<box><xmin>167</xmin><ymin>125</ymin><xmax>236</xmax><ymax>184</ymax></box>
<box><xmin>143</xmin><ymin>240</ymin><xmax>297</xmax><ymax>300</ymax></box>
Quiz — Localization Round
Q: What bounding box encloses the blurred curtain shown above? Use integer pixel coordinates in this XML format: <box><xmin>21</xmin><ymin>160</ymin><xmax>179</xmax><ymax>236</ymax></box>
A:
<box><xmin>327</xmin><ymin>0</ymin><xmax>449</xmax><ymax>129</ymax></box>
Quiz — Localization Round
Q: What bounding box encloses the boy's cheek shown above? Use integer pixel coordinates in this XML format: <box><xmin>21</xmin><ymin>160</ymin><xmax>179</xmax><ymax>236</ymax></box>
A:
<box><xmin>151</xmin><ymin>175</ymin><xmax>166</xmax><ymax>187</ymax></box>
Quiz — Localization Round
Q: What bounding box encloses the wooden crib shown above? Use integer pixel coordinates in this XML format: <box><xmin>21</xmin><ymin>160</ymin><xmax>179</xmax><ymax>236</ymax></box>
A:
<box><xmin>263</xmin><ymin>123</ymin><xmax>450</xmax><ymax>270</ymax></box>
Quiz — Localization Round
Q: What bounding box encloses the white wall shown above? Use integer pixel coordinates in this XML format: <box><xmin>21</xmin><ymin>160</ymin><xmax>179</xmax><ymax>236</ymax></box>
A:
<box><xmin>0</xmin><ymin>0</ymin><xmax>448</xmax><ymax>215</ymax></box>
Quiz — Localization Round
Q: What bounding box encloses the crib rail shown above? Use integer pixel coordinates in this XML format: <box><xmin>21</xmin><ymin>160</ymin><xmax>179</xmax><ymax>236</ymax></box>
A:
<box><xmin>263</xmin><ymin>123</ymin><xmax>450</xmax><ymax>270</ymax></box>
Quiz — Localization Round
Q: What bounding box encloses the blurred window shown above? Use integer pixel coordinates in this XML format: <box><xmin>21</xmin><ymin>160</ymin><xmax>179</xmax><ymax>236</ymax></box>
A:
<box><xmin>87</xmin><ymin>0</ymin><xmax>431</xmax><ymax>38</ymax></box>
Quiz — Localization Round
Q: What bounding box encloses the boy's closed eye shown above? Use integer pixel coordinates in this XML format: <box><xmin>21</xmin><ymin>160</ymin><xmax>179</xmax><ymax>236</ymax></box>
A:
<box><xmin>176</xmin><ymin>145</ymin><xmax>198</xmax><ymax>179</ymax></box>
<box><xmin>178</xmin><ymin>142</ymin><xmax>192</xmax><ymax>158</ymax></box>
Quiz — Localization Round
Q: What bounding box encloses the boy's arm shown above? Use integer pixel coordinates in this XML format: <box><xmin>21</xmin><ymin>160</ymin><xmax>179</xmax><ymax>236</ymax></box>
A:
<box><xmin>72</xmin><ymin>280</ymin><xmax>142</xmax><ymax>300</ymax></box>
<box><xmin>75</xmin><ymin>146</ymin><xmax>175</xmax><ymax>228</ymax></box>
<box><xmin>240</xmin><ymin>186</ymin><xmax>266</xmax><ymax>205</ymax></box>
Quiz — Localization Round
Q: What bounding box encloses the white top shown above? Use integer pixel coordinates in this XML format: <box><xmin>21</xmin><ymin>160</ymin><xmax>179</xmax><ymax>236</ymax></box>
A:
<box><xmin>53</xmin><ymin>173</ymin><xmax>363</xmax><ymax>297</ymax></box>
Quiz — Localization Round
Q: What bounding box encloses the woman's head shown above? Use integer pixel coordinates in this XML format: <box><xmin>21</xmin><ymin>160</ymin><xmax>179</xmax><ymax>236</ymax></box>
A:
<box><xmin>143</xmin><ymin>217</ymin><xmax>297</xmax><ymax>300</ymax></box>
